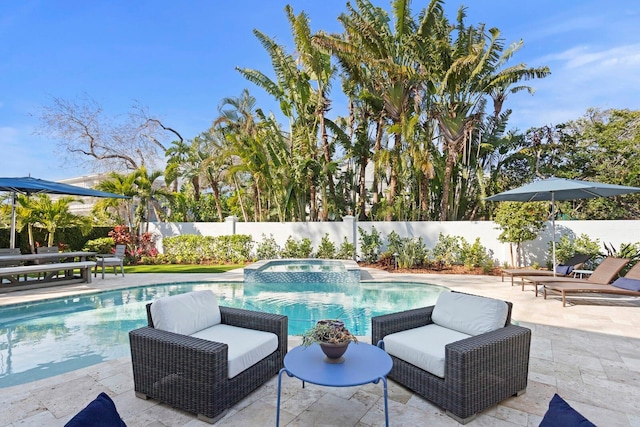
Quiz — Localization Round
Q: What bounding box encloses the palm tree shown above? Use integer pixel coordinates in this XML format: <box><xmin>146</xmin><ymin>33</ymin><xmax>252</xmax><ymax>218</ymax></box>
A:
<box><xmin>17</xmin><ymin>194</ymin><xmax>91</xmax><ymax>248</ymax></box>
<box><xmin>427</xmin><ymin>6</ymin><xmax>550</xmax><ymax>220</ymax></box>
<box><xmin>237</xmin><ymin>29</ymin><xmax>321</xmax><ymax>220</ymax></box>
<box><xmin>315</xmin><ymin>0</ymin><xmax>431</xmax><ymax>219</ymax></box>
<box><xmin>93</xmin><ymin>171</ymin><xmax>139</xmax><ymax>230</ymax></box>
<box><xmin>286</xmin><ymin>5</ymin><xmax>339</xmax><ymax>220</ymax></box>
<box><xmin>134</xmin><ymin>166</ymin><xmax>171</xmax><ymax>232</ymax></box>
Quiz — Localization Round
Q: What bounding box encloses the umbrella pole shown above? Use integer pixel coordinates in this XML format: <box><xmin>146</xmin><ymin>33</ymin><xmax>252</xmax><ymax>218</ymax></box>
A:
<box><xmin>552</xmin><ymin>192</ymin><xmax>556</xmax><ymax>277</ymax></box>
<box><xmin>9</xmin><ymin>192</ymin><xmax>16</xmax><ymax>249</ymax></box>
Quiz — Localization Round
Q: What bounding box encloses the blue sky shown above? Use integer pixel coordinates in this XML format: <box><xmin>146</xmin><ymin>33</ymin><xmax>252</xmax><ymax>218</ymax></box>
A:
<box><xmin>1</xmin><ymin>0</ymin><xmax>638</xmax><ymax>181</ymax></box>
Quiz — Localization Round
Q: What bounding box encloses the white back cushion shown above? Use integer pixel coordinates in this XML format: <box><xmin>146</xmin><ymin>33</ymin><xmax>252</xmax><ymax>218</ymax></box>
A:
<box><xmin>432</xmin><ymin>291</ymin><xmax>508</xmax><ymax>336</ymax></box>
<box><xmin>150</xmin><ymin>290</ymin><xmax>221</xmax><ymax>335</ymax></box>
<box><xmin>384</xmin><ymin>324</ymin><xmax>471</xmax><ymax>378</ymax></box>
<box><xmin>192</xmin><ymin>324</ymin><xmax>278</xmax><ymax>378</ymax></box>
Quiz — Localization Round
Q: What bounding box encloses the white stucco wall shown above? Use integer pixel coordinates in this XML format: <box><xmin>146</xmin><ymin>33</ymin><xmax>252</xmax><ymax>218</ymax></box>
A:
<box><xmin>148</xmin><ymin>217</ymin><xmax>640</xmax><ymax>266</ymax></box>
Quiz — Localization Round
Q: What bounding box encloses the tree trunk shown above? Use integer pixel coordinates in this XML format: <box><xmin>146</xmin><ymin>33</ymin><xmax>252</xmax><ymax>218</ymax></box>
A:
<box><xmin>358</xmin><ymin>155</ymin><xmax>368</xmax><ymax>220</ymax></box>
<box><xmin>211</xmin><ymin>183</ymin><xmax>224</xmax><ymax>221</ymax></box>
<box><xmin>371</xmin><ymin>116</ymin><xmax>384</xmax><ymax>206</ymax></box>
<box><xmin>309</xmin><ymin>180</ymin><xmax>318</xmax><ymax>221</ymax></box>
<box><xmin>385</xmin><ymin>132</ymin><xmax>403</xmax><ymax>221</ymax></box>
<box><xmin>319</xmin><ymin>109</ymin><xmax>335</xmax><ymax>221</ymax></box>
<box><xmin>192</xmin><ymin>176</ymin><xmax>200</xmax><ymax>201</ymax></box>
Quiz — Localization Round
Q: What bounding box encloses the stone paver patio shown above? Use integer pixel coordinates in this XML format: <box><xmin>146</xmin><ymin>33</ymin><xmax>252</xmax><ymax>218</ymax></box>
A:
<box><xmin>1</xmin><ymin>268</ymin><xmax>640</xmax><ymax>426</ymax></box>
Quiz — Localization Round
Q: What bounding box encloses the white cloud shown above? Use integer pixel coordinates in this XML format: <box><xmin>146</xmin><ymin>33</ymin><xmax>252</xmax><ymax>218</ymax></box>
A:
<box><xmin>506</xmin><ymin>42</ymin><xmax>640</xmax><ymax>130</ymax></box>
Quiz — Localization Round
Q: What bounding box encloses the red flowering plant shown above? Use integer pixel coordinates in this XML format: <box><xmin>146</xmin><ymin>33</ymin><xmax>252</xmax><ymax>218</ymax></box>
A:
<box><xmin>107</xmin><ymin>226</ymin><xmax>158</xmax><ymax>264</ymax></box>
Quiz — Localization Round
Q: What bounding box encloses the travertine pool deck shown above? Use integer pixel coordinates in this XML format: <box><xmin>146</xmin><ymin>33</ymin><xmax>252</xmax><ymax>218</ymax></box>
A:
<box><xmin>1</xmin><ymin>268</ymin><xmax>640</xmax><ymax>426</ymax></box>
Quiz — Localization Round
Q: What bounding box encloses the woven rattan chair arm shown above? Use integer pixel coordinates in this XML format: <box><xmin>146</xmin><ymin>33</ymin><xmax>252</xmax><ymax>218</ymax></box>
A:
<box><xmin>220</xmin><ymin>306</ymin><xmax>288</xmax><ymax>335</ymax></box>
<box><xmin>129</xmin><ymin>326</ymin><xmax>229</xmax><ymax>382</ymax></box>
<box><xmin>371</xmin><ymin>306</ymin><xmax>435</xmax><ymax>345</ymax></box>
<box><xmin>444</xmin><ymin>325</ymin><xmax>531</xmax><ymax>385</ymax></box>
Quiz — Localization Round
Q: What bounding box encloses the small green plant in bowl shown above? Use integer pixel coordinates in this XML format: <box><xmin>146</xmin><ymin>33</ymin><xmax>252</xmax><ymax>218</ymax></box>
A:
<box><xmin>302</xmin><ymin>320</ymin><xmax>358</xmax><ymax>362</ymax></box>
<box><xmin>302</xmin><ymin>320</ymin><xmax>358</xmax><ymax>346</ymax></box>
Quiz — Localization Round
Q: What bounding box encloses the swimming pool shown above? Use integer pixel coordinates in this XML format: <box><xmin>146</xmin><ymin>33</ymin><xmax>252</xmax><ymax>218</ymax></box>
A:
<box><xmin>0</xmin><ymin>280</ymin><xmax>445</xmax><ymax>388</ymax></box>
<box><xmin>244</xmin><ymin>259</ymin><xmax>360</xmax><ymax>284</ymax></box>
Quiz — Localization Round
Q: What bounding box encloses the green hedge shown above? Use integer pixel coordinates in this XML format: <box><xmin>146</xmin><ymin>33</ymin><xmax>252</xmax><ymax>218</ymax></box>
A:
<box><xmin>163</xmin><ymin>234</ymin><xmax>253</xmax><ymax>264</ymax></box>
<box><xmin>0</xmin><ymin>227</ymin><xmax>112</xmax><ymax>252</ymax></box>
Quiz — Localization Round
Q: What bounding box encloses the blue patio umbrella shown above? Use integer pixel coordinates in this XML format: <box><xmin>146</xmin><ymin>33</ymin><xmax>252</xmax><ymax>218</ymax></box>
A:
<box><xmin>486</xmin><ymin>177</ymin><xmax>640</xmax><ymax>274</ymax></box>
<box><xmin>0</xmin><ymin>176</ymin><xmax>130</xmax><ymax>249</ymax></box>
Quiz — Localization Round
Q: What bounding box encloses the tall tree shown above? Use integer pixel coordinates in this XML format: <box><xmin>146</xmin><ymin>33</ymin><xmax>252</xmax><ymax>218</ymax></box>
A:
<box><xmin>17</xmin><ymin>194</ymin><xmax>91</xmax><ymax>249</ymax></box>
<box><xmin>134</xmin><ymin>166</ymin><xmax>171</xmax><ymax>232</ymax></box>
<box><xmin>316</xmin><ymin>0</ymin><xmax>432</xmax><ymax>219</ymax></box>
<box><xmin>286</xmin><ymin>5</ymin><xmax>338</xmax><ymax>220</ymax></box>
<box><xmin>237</xmin><ymin>29</ymin><xmax>320</xmax><ymax>220</ymax></box>
<box><xmin>428</xmin><ymin>7</ymin><xmax>550</xmax><ymax>220</ymax></box>
<box><xmin>93</xmin><ymin>171</ymin><xmax>139</xmax><ymax>230</ymax></box>
<box><xmin>36</xmin><ymin>94</ymin><xmax>183</xmax><ymax>173</ymax></box>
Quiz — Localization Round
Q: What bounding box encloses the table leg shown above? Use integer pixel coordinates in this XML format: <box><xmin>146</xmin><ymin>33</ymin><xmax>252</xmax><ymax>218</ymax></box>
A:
<box><xmin>276</xmin><ymin>368</ymin><xmax>294</xmax><ymax>427</ymax></box>
<box><xmin>382</xmin><ymin>376</ymin><xmax>389</xmax><ymax>427</ymax></box>
<box><xmin>276</xmin><ymin>368</ymin><xmax>285</xmax><ymax>427</ymax></box>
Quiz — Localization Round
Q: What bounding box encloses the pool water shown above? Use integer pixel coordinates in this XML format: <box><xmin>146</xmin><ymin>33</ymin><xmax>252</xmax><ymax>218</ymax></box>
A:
<box><xmin>0</xmin><ymin>281</ymin><xmax>445</xmax><ymax>388</ymax></box>
<box><xmin>244</xmin><ymin>259</ymin><xmax>360</xmax><ymax>284</ymax></box>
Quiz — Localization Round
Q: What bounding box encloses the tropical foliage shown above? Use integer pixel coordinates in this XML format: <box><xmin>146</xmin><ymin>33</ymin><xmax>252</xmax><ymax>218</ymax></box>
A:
<box><xmin>29</xmin><ymin>1</ymin><xmax>640</xmax><ymax>229</ymax></box>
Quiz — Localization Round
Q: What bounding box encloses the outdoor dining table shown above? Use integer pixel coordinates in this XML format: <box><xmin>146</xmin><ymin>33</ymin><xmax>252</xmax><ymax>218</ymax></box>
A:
<box><xmin>0</xmin><ymin>251</ymin><xmax>97</xmax><ymax>287</ymax></box>
<box><xmin>0</xmin><ymin>251</ymin><xmax>96</xmax><ymax>264</ymax></box>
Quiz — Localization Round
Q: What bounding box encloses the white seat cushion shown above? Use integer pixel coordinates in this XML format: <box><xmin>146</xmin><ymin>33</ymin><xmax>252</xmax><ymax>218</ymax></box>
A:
<box><xmin>384</xmin><ymin>324</ymin><xmax>471</xmax><ymax>378</ymax></box>
<box><xmin>99</xmin><ymin>257</ymin><xmax>121</xmax><ymax>264</ymax></box>
<box><xmin>432</xmin><ymin>291</ymin><xmax>509</xmax><ymax>336</ymax></box>
<box><xmin>150</xmin><ymin>290</ymin><xmax>221</xmax><ymax>335</ymax></box>
<box><xmin>192</xmin><ymin>324</ymin><xmax>278</xmax><ymax>378</ymax></box>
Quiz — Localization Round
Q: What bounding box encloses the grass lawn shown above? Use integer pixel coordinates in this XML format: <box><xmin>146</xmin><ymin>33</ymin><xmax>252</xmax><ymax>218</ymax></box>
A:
<box><xmin>123</xmin><ymin>264</ymin><xmax>244</xmax><ymax>274</ymax></box>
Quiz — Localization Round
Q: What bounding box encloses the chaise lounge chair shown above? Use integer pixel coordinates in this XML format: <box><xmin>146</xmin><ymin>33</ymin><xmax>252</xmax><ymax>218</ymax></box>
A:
<box><xmin>501</xmin><ymin>253</ymin><xmax>592</xmax><ymax>286</ymax></box>
<box><xmin>543</xmin><ymin>262</ymin><xmax>640</xmax><ymax>306</ymax></box>
<box><xmin>518</xmin><ymin>257</ymin><xmax>630</xmax><ymax>297</ymax></box>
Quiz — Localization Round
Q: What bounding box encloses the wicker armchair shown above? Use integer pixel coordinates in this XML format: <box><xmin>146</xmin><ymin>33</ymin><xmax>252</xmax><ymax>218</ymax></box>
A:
<box><xmin>372</xmin><ymin>293</ymin><xmax>531</xmax><ymax>424</ymax></box>
<box><xmin>129</xmin><ymin>303</ymin><xmax>288</xmax><ymax>423</ymax></box>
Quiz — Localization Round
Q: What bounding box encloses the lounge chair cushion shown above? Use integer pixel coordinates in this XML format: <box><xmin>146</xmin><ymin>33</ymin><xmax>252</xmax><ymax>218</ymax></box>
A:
<box><xmin>555</xmin><ymin>265</ymin><xmax>574</xmax><ymax>275</ymax></box>
<box><xmin>150</xmin><ymin>290</ymin><xmax>221</xmax><ymax>335</ymax></box>
<box><xmin>611</xmin><ymin>277</ymin><xmax>640</xmax><ymax>291</ymax></box>
<box><xmin>539</xmin><ymin>393</ymin><xmax>595</xmax><ymax>426</ymax></box>
<box><xmin>432</xmin><ymin>291</ymin><xmax>509</xmax><ymax>336</ymax></box>
<box><xmin>191</xmin><ymin>324</ymin><xmax>278</xmax><ymax>378</ymax></box>
<box><xmin>66</xmin><ymin>392</ymin><xmax>126</xmax><ymax>427</ymax></box>
<box><xmin>383</xmin><ymin>324</ymin><xmax>471</xmax><ymax>378</ymax></box>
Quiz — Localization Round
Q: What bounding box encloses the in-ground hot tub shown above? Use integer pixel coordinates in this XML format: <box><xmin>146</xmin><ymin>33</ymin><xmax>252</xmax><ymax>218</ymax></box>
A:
<box><xmin>243</xmin><ymin>259</ymin><xmax>360</xmax><ymax>285</ymax></box>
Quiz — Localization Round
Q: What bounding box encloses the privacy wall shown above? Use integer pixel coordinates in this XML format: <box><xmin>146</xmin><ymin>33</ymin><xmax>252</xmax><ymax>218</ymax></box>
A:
<box><xmin>148</xmin><ymin>217</ymin><xmax>640</xmax><ymax>266</ymax></box>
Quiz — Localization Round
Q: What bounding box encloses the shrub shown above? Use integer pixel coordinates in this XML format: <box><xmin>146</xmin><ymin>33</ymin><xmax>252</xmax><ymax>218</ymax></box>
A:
<box><xmin>430</xmin><ymin>233</ymin><xmax>463</xmax><ymax>268</ymax></box>
<box><xmin>163</xmin><ymin>235</ymin><xmax>204</xmax><ymax>264</ymax></box>
<box><xmin>386</xmin><ymin>231</ymin><xmax>403</xmax><ymax>255</ymax></box>
<box><xmin>358</xmin><ymin>226</ymin><xmax>382</xmax><ymax>263</ymax></box>
<box><xmin>460</xmin><ymin>237</ymin><xmax>495</xmax><ymax>271</ymax></box>
<box><xmin>281</xmin><ymin>236</ymin><xmax>314</xmax><ymax>258</ymax></box>
<box><xmin>316</xmin><ymin>234</ymin><xmax>336</xmax><ymax>259</ymax></box>
<box><xmin>398</xmin><ymin>237</ymin><xmax>428</xmax><ymax>269</ymax></box>
<box><xmin>386</xmin><ymin>231</ymin><xmax>428</xmax><ymax>268</ymax></box>
<box><xmin>83</xmin><ymin>237</ymin><xmax>115</xmax><ymax>255</ymax></box>
<box><xmin>162</xmin><ymin>234</ymin><xmax>253</xmax><ymax>264</ymax></box>
<box><xmin>255</xmin><ymin>234</ymin><xmax>281</xmax><ymax>260</ymax></box>
<box><xmin>213</xmin><ymin>235</ymin><xmax>253</xmax><ymax>263</ymax></box>
<box><xmin>551</xmin><ymin>233</ymin><xmax>602</xmax><ymax>267</ymax></box>
<box><xmin>336</xmin><ymin>237</ymin><xmax>355</xmax><ymax>260</ymax></box>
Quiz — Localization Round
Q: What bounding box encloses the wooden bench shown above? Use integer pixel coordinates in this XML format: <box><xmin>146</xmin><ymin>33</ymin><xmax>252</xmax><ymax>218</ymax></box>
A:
<box><xmin>0</xmin><ymin>261</ymin><xmax>96</xmax><ymax>288</ymax></box>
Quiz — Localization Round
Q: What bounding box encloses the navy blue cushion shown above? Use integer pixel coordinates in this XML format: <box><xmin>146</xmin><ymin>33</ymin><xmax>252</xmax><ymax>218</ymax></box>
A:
<box><xmin>612</xmin><ymin>277</ymin><xmax>640</xmax><ymax>291</ymax></box>
<box><xmin>65</xmin><ymin>392</ymin><xmax>126</xmax><ymax>427</ymax></box>
<box><xmin>539</xmin><ymin>394</ymin><xmax>595</xmax><ymax>427</ymax></box>
<box><xmin>555</xmin><ymin>265</ymin><xmax>574</xmax><ymax>275</ymax></box>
